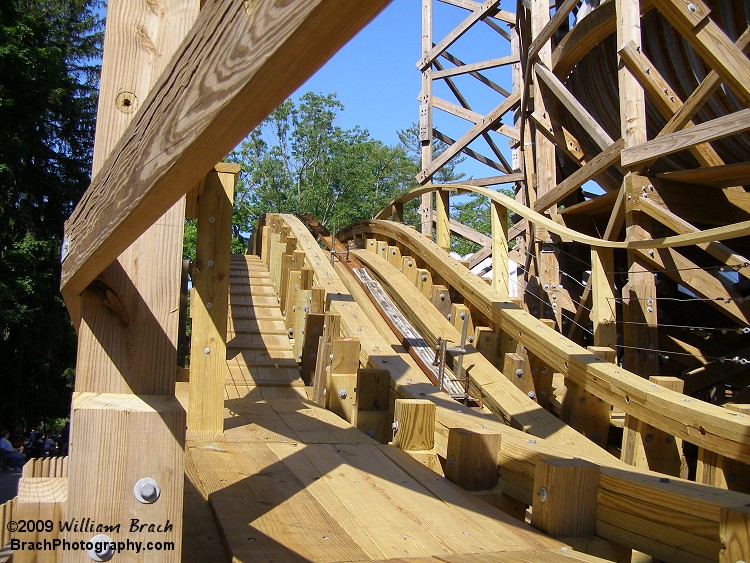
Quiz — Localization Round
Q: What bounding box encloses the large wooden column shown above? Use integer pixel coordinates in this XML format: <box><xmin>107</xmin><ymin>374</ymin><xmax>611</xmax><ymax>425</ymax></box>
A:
<box><xmin>616</xmin><ymin>0</ymin><xmax>659</xmax><ymax>377</ymax></box>
<box><xmin>187</xmin><ymin>164</ymin><xmax>238</xmax><ymax>437</ymax></box>
<box><xmin>419</xmin><ymin>0</ymin><xmax>434</xmax><ymax>236</ymax></box>
<box><xmin>66</xmin><ymin>1</ymin><xmax>199</xmax><ymax>560</ymax></box>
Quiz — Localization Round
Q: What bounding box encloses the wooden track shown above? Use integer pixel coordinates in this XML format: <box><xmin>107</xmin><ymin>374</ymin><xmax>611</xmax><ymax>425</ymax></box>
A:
<box><xmin>180</xmin><ymin>253</ymin><xmax>597</xmax><ymax>562</ymax></box>
<box><xmin>341</xmin><ymin>219</ymin><xmax>750</xmax><ymax>464</ymax></box>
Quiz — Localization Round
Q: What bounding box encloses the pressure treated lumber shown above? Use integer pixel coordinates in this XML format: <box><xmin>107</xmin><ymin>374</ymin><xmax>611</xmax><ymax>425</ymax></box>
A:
<box><xmin>188</xmin><ymin>165</ymin><xmax>238</xmax><ymax>436</ymax></box>
<box><xmin>61</xmin><ymin>0</ymin><xmax>390</xmax><ymax>300</ymax></box>
<box><xmin>343</xmin><ymin>219</ymin><xmax>750</xmax><ymax>463</ymax></box>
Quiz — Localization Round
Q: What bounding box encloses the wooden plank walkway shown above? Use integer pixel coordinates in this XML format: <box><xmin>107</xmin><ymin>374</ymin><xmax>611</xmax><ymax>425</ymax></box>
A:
<box><xmin>182</xmin><ymin>255</ymin><xmax>603</xmax><ymax>562</ymax></box>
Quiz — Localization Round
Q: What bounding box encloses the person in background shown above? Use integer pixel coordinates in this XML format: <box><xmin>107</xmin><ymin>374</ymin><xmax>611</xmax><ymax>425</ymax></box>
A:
<box><xmin>0</xmin><ymin>429</ymin><xmax>26</xmax><ymax>470</ymax></box>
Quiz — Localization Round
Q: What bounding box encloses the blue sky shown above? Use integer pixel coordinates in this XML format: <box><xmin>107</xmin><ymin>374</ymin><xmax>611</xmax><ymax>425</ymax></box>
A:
<box><xmin>291</xmin><ymin>0</ymin><xmax>422</xmax><ymax>147</ymax></box>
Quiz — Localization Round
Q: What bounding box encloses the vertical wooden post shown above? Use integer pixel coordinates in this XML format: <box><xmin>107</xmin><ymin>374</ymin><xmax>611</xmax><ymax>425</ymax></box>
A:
<box><xmin>491</xmin><ymin>201</ymin><xmax>509</xmax><ymax>298</ymax></box>
<box><xmin>617</xmin><ymin>0</ymin><xmax>658</xmax><ymax>378</ymax></box>
<box><xmin>591</xmin><ymin>248</ymin><xmax>617</xmax><ymax>349</ymax></box>
<box><xmin>445</xmin><ymin>428</ymin><xmax>500</xmax><ymax>490</ymax></box>
<box><xmin>436</xmin><ymin>188</ymin><xmax>450</xmax><ymax>251</ymax></box>
<box><xmin>327</xmin><ymin>337</ymin><xmax>360</xmax><ymax>420</ymax></box>
<box><xmin>418</xmin><ymin>0</ymin><xmax>434</xmax><ymax>235</ymax></box>
<box><xmin>392</xmin><ymin>399</ymin><xmax>435</xmax><ymax>451</ymax></box>
<box><xmin>312</xmin><ymin>311</ymin><xmax>341</xmax><ymax>406</ymax></box>
<box><xmin>720</xmin><ymin>505</ymin><xmax>750</xmax><ymax>563</ymax></box>
<box><xmin>386</xmin><ymin>245</ymin><xmax>402</xmax><ymax>268</ymax></box>
<box><xmin>392</xmin><ymin>202</ymin><xmax>404</xmax><ymax>223</ymax></box>
<box><xmin>352</xmin><ymin>368</ymin><xmax>391</xmax><ymax>443</ymax></box>
<box><xmin>503</xmin><ymin>352</ymin><xmax>536</xmax><ymax>399</ymax></box>
<box><xmin>67</xmin><ymin>1</ymin><xmax>199</xmax><ymax>559</ymax></box>
<box><xmin>187</xmin><ymin>165</ymin><xmax>239</xmax><ymax>436</ymax></box>
<box><xmin>531</xmin><ymin>458</ymin><xmax>600</xmax><ymax>538</ymax></box>
<box><xmin>696</xmin><ymin>402</ymin><xmax>750</xmax><ymax>492</ymax></box>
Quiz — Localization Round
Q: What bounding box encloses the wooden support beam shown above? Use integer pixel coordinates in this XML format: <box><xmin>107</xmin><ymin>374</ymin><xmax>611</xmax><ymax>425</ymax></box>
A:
<box><xmin>449</xmin><ymin>219</ymin><xmax>491</xmax><ymax>247</ymax></box>
<box><xmin>311</xmin><ymin>311</ymin><xmax>340</xmax><ymax>406</ymax></box>
<box><xmin>656</xmin><ymin>162</ymin><xmax>750</xmax><ymax>188</ymax></box>
<box><xmin>527</xmin><ymin>319</ymin><xmax>556</xmax><ymax>408</ymax></box>
<box><xmin>392</xmin><ymin>399</ymin><xmax>436</xmax><ymax>451</ymax></box>
<box><xmin>655</xmin><ymin>0</ymin><xmax>750</xmax><ymax>106</ymax></box>
<box><xmin>430</xmin><ymin>285</ymin><xmax>452</xmax><ymax>318</ymax></box>
<box><xmin>432</xmin><ymin>54</ymin><xmax>518</xmax><ymax>79</ymax></box>
<box><xmin>67</xmin><ymin>3</ymin><xmax>198</xmax><ymax>556</ymax></box>
<box><xmin>327</xmin><ymin>337</ymin><xmax>360</xmax><ymax>421</ymax></box>
<box><xmin>187</xmin><ymin>165</ymin><xmax>238</xmax><ymax>435</ymax></box>
<box><xmin>300</xmin><ymin>312</ymin><xmax>325</xmax><ymax>385</ymax></box>
<box><xmin>697</xmin><ymin>402</ymin><xmax>750</xmax><ymax>494</ymax></box>
<box><xmin>445</xmin><ymin>428</ymin><xmax>500</xmax><ymax>490</ymax></box>
<box><xmin>531</xmin><ymin>458</ymin><xmax>600</xmax><ymax>538</ymax></box>
<box><xmin>436</xmin><ymin>189</ymin><xmax>451</xmax><ymax>251</ymax></box>
<box><xmin>352</xmin><ymin>368</ymin><xmax>391</xmax><ymax>443</ymax></box>
<box><xmin>491</xmin><ymin>201</ymin><xmax>510</xmax><ymax>298</ymax></box>
<box><xmin>503</xmin><ymin>352</ymin><xmax>536</xmax><ymax>399</ymax></box>
<box><xmin>591</xmin><ymin>248</ymin><xmax>617</xmax><ymax>349</ymax></box>
<box><xmin>534</xmin><ymin>62</ymin><xmax>615</xmax><ymax>150</ymax></box>
<box><xmin>561</xmin><ymin>346</ymin><xmax>614</xmax><ymax>449</ymax></box>
<box><xmin>417</xmin><ymin>268</ymin><xmax>434</xmax><ymax>297</ymax></box>
<box><xmin>61</xmin><ymin>0</ymin><xmax>390</xmax><ymax>300</ymax></box>
<box><xmin>66</xmin><ymin>393</ymin><xmax>185</xmax><ymax>555</ymax></box>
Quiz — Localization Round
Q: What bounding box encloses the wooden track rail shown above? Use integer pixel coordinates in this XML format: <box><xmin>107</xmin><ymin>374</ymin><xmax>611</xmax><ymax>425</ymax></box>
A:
<box><xmin>377</xmin><ymin>184</ymin><xmax>750</xmax><ymax>250</ymax></box>
<box><xmin>339</xmin><ymin>219</ymin><xmax>750</xmax><ymax>465</ymax></box>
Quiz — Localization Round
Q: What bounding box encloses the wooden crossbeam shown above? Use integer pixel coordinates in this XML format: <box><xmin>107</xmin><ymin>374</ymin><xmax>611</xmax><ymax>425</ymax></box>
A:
<box><xmin>433</xmin><ymin>98</ymin><xmax>519</xmax><ymax>140</ymax></box>
<box><xmin>440</xmin><ymin>49</ymin><xmax>511</xmax><ymax>97</ymax></box>
<box><xmin>432</xmin><ymin>58</ymin><xmax>513</xmax><ymax>172</ymax></box>
<box><xmin>433</xmin><ymin>129</ymin><xmax>505</xmax><ymax>171</ymax></box>
<box><xmin>432</xmin><ymin>54</ymin><xmax>518</xmax><ymax>79</ymax></box>
<box><xmin>657</xmin><ymin>163</ymin><xmax>750</xmax><ymax>188</ymax></box>
<box><xmin>417</xmin><ymin>93</ymin><xmax>520</xmax><ymax>182</ymax></box>
<box><xmin>621</xmin><ymin>109</ymin><xmax>750</xmax><ymax>167</ymax></box>
<box><xmin>636</xmin><ymin>194</ymin><xmax>750</xmax><ymax>282</ymax></box>
<box><xmin>61</xmin><ymin>0</ymin><xmax>390</xmax><ymax>299</ymax></box>
<box><xmin>418</xmin><ymin>0</ymin><xmax>501</xmax><ymax>71</ymax></box>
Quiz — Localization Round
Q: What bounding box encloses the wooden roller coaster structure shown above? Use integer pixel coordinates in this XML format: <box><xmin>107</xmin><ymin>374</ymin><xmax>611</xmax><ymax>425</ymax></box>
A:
<box><xmin>2</xmin><ymin>0</ymin><xmax>750</xmax><ymax>561</ymax></box>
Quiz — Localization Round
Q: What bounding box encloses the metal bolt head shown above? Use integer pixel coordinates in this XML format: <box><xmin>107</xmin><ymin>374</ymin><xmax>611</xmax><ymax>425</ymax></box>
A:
<box><xmin>203</xmin><ymin>347</ymin><xmax>211</xmax><ymax>355</ymax></box>
<box><xmin>208</xmin><ymin>216</ymin><xmax>216</xmax><ymax>224</ymax></box>
<box><xmin>537</xmin><ymin>487</ymin><xmax>548</xmax><ymax>503</ymax></box>
<box><xmin>338</xmin><ymin>389</ymin><xmax>347</xmax><ymax>399</ymax></box>
<box><xmin>206</xmin><ymin>302</ymin><xmax>213</xmax><ymax>310</ymax></box>
<box><xmin>528</xmin><ymin>391</ymin><xmax>536</xmax><ymax>399</ymax></box>
<box><xmin>207</xmin><ymin>259</ymin><xmax>215</xmax><ymax>268</ymax></box>
<box><xmin>134</xmin><ymin>477</ymin><xmax>160</xmax><ymax>504</ymax></box>
<box><xmin>515</xmin><ymin>368</ymin><xmax>523</xmax><ymax>377</ymax></box>
<box><xmin>687</xmin><ymin>2</ymin><xmax>696</xmax><ymax>11</ymax></box>
<box><xmin>88</xmin><ymin>534</ymin><xmax>115</xmax><ymax>561</ymax></box>
<box><xmin>421</xmin><ymin>274</ymin><xmax>428</xmax><ymax>282</ymax></box>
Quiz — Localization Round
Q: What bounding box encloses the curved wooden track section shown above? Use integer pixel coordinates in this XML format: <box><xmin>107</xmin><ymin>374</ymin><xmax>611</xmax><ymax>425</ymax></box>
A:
<box><xmin>376</xmin><ymin>184</ymin><xmax>750</xmax><ymax>250</ymax></box>
<box><xmin>340</xmin><ymin>219</ymin><xmax>750</xmax><ymax>464</ymax></box>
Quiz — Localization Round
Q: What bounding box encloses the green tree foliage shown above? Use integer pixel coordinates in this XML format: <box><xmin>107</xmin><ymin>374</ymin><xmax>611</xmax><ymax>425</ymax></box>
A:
<box><xmin>0</xmin><ymin>0</ymin><xmax>102</xmax><ymax>430</ymax></box>
<box><xmin>231</xmin><ymin>92</ymin><xmax>417</xmax><ymax>239</ymax></box>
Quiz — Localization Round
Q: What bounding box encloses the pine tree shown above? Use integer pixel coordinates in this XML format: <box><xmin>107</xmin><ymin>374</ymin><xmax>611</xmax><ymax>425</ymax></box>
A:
<box><xmin>0</xmin><ymin>0</ymin><xmax>103</xmax><ymax>431</ymax></box>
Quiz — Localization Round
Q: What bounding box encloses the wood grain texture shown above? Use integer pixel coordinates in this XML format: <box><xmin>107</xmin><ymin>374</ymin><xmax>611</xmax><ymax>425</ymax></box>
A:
<box><xmin>62</xmin><ymin>0</ymin><xmax>390</xmax><ymax>298</ymax></box>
